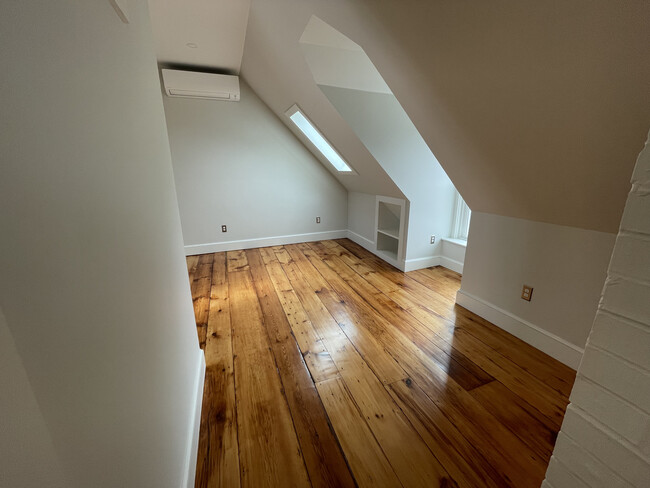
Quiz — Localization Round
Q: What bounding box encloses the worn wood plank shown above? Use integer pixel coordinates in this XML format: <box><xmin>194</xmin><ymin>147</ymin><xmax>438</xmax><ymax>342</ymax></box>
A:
<box><xmin>407</xmin><ymin>305</ymin><xmax>568</xmax><ymax>428</ymax></box>
<box><xmin>330</xmin><ymin>241</ymin><xmax>575</xmax><ymax>404</ymax></box>
<box><xmin>195</xmin><ymin>368</ymin><xmax>240</xmax><ymax>488</ymax></box>
<box><xmin>187</xmin><ymin>254</ymin><xmax>200</xmax><ymax>277</ymax></box>
<box><xmin>205</xmin><ymin>253</ymin><xmax>230</xmax><ymax>365</ymax></box>
<box><xmin>301</xmin><ymin>242</ymin><xmax>547</xmax><ymax>488</ymax></box>
<box><xmin>469</xmin><ymin>380</ymin><xmax>558</xmax><ymax>462</ymax></box>
<box><xmin>406</xmin><ymin>268</ymin><xmax>575</xmax><ymax>394</ymax></box>
<box><xmin>334</xmin><ymin>240</ymin><xmax>575</xmax><ymax>394</ymax></box>
<box><xmin>387</xmin><ymin>378</ymin><xmax>510</xmax><ymax>488</ymax></box>
<box><xmin>410</xmin><ymin>268</ymin><xmax>461</xmax><ymax>301</ymax></box>
<box><xmin>227</xmin><ymin>249</ymin><xmax>249</xmax><ymax>273</ymax></box>
<box><xmin>195</xmin><ymin>252</ymin><xmax>240</xmax><ymax>488</ymax></box>
<box><xmin>286</xmin><ymin>245</ymin><xmax>455</xmax><ymax>488</ymax></box>
<box><xmin>310</xmin><ymin>241</ymin><xmax>494</xmax><ymax>391</ymax></box>
<box><xmin>326</xmin><ymin>241</ymin><xmax>570</xmax><ymax>426</ymax></box>
<box><xmin>229</xmin><ymin>269</ymin><xmax>310</xmax><ymax>488</ymax></box>
<box><xmin>246</xmin><ymin>249</ymin><xmax>356</xmax><ymax>488</ymax></box>
<box><xmin>258</xmin><ymin>246</ymin><xmax>278</xmax><ymax>265</ymax></box>
<box><xmin>274</xmin><ymin>247</ymin><xmax>294</xmax><ymax>265</ymax></box>
<box><xmin>284</xmin><ymin>244</ymin><xmax>407</xmax><ymax>385</ymax></box>
<box><xmin>264</xmin><ymin>252</ymin><xmax>415</xmax><ymax>484</ymax></box>
<box><xmin>316</xmin><ymin>377</ymin><xmax>402</xmax><ymax>488</ymax></box>
<box><xmin>191</xmin><ymin>253</ymin><xmax>214</xmax><ymax>348</ymax></box>
<box><xmin>191</xmin><ymin>239</ymin><xmax>573</xmax><ymax>488</ymax></box>
<box><xmin>334</xmin><ymin>238</ymin><xmax>375</xmax><ymax>261</ymax></box>
<box><xmin>263</xmin><ymin>259</ymin><xmax>340</xmax><ymax>384</ymax></box>
<box><xmin>391</xmin><ymin>345</ymin><xmax>548</xmax><ymax>487</ymax></box>
<box><xmin>264</xmin><ymin>259</ymin><xmax>322</xmax><ymax>353</ymax></box>
<box><xmin>452</xmin><ymin>307</ymin><xmax>575</xmax><ymax>395</ymax></box>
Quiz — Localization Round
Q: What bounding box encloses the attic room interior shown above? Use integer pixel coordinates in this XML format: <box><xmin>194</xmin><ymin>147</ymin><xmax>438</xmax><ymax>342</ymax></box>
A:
<box><xmin>1</xmin><ymin>1</ymin><xmax>648</xmax><ymax>487</ymax></box>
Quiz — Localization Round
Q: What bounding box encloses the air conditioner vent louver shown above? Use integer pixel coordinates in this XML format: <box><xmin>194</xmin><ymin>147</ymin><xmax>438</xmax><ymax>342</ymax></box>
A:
<box><xmin>161</xmin><ymin>69</ymin><xmax>240</xmax><ymax>102</ymax></box>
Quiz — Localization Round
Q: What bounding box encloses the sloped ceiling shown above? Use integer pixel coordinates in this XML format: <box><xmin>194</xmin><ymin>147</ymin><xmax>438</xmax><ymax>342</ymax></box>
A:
<box><xmin>242</xmin><ymin>0</ymin><xmax>650</xmax><ymax>233</ymax></box>
<box><xmin>240</xmin><ymin>4</ymin><xmax>404</xmax><ymax>198</ymax></box>
<box><xmin>300</xmin><ymin>16</ymin><xmax>391</xmax><ymax>95</ymax></box>
<box><xmin>148</xmin><ymin>0</ymin><xmax>250</xmax><ymax>73</ymax></box>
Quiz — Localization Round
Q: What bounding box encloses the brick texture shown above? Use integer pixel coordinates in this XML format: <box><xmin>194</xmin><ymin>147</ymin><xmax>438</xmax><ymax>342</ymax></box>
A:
<box><xmin>544</xmin><ymin>130</ymin><xmax>650</xmax><ymax>487</ymax></box>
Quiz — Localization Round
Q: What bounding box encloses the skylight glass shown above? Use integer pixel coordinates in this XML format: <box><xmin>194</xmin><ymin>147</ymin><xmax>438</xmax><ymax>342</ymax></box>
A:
<box><xmin>288</xmin><ymin>109</ymin><xmax>352</xmax><ymax>172</ymax></box>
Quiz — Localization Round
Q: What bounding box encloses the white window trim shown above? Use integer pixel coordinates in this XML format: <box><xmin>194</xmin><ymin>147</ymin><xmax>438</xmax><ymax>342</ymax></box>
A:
<box><xmin>285</xmin><ymin>104</ymin><xmax>356</xmax><ymax>174</ymax></box>
<box><xmin>451</xmin><ymin>190</ymin><xmax>471</xmax><ymax>241</ymax></box>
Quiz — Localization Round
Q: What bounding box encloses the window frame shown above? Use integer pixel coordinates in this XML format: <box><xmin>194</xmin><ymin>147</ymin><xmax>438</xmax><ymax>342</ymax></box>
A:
<box><xmin>451</xmin><ymin>190</ymin><xmax>471</xmax><ymax>241</ymax></box>
<box><xmin>285</xmin><ymin>104</ymin><xmax>356</xmax><ymax>174</ymax></box>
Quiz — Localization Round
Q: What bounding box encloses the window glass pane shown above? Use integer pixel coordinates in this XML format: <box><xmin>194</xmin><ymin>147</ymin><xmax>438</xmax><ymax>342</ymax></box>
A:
<box><xmin>289</xmin><ymin>111</ymin><xmax>352</xmax><ymax>172</ymax></box>
<box><xmin>451</xmin><ymin>190</ymin><xmax>471</xmax><ymax>240</ymax></box>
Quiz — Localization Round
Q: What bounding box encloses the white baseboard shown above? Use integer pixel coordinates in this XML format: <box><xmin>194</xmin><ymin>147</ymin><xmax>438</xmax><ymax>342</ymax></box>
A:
<box><xmin>403</xmin><ymin>255</ymin><xmax>464</xmax><ymax>273</ymax></box>
<box><xmin>185</xmin><ymin>230</ymin><xmax>347</xmax><ymax>255</ymax></box>
<box><xmin>440</xmin><ymin>256</ymin><xmax>464</xmax><ymax>274</ymax></box>
<box><xmin>346</xmin><ymin>230</ymin><xmax>408</xmax><ymax>271</ymax></box>
<box><xmin>345</xmin><ymin>231</ymin><xmax>465</xmax><ymax>274</ymax></box>
<box><xmin>182</xmin><ymin>350</ymin><xmax>206</xmax><ymax>488</ymax></box>
<box><xmin>375</xmin><ymin>251</ymin><xmax>406</xmax><ymax>271</ymax></box>
<box><xmin>189</xmin><ymin>229</ymin><xmax>464</xmax><ymax>275</ymax></box>
<box><xmin>404</xmin><ymin>256</ymin><xmax>441</xmax><ymax>272</ymax></box>
<box><xmin>346</xmin><ymin>230</ymin><xmax>375</xmax><ymax>252</ymax></box>
<box><xmin>455</xmin><ymin>290</ymin><xmax>584</xmax><ymax>369</ymax></box>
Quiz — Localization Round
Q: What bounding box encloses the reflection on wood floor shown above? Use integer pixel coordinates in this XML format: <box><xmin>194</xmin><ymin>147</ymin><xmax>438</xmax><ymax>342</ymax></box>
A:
<box><xmin>187</xmin><ymin>238</ymin><xmax>575</xmax><ymax>488</ymax></box>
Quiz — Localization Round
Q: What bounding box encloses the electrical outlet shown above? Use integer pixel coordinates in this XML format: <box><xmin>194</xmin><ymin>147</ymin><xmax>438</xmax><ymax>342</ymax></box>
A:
<box><xmin>221</xmin><ymin>225</ymin><xmax>227</xmax><ymax>233</ymax></box>
<box><xmin>430</xmin><ymin>235</ymin><xmax>436</xmax><ymax>244</ymax></box>
<box><xmin>521</xmin><ymin>285</ymin><xmax>533</xmax><ymax>301</ymax></box>
<box><xmin>316</xmin><ymin>217</ymin><xmax>321</xmax><ymax>224</ymax></box>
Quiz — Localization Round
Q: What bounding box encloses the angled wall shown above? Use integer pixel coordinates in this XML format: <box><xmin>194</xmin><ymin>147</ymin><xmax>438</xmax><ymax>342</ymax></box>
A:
<box><xmin>0</xmin><ymin>307</ymin><xmax>67</xmax><ymax>487</ymax></box>
<box><xmin>0</xmin><ymin>1</ymin><xmax>201</xmax><ymax>486</ymax></box>
<box><xmin>320</xmin><ymin>85</ymin><xmax>456</xmax><ymax>266</ymax></box>
<box><xmin>243</xmin><ymin>0</ymin><xmax>650</xmax><ymax>233</ymax></box>
<box><xmin>241</xmin><ymin>0</ymin><xmax>648</xmax><ymax>361</ymax></box>
<box><xmin>242</xmin><ymin>3</ymin><xmax>404</xmax><ymax>199</ymax></box>
<box><xmin>458</xmin><ymin>214</ymin><xmax>616</xmax><ymax>367</ymax></box>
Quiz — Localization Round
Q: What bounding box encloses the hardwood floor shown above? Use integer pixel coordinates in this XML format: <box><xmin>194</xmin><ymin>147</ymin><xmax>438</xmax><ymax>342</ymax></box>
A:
<box><xmin>187</xmin><ymin>239</ymin><xmax>575</xmax><ymax>488</ymax></box>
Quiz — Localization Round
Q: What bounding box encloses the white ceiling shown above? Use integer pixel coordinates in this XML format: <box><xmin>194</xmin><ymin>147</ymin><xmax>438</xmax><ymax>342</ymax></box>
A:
<box><xmin>299</xmin><ymin>15</ymin><xmax>361</xmax><ymax>52</ymax></box>
<box><xmin>147</xmin><ymin>0</ymin><xmax>251</xmax><ymax>73</ymax></box>
<box><xmin>146</xmin><ymin>0</ymin><xmax>650</xmax><ymax>233</ymax></box>
<box><xmin>300</xmin><ymin>16</ymin><xmax>391</xmax><ymax>94</ymax></box>
<box><xmin>241</xmin><ymin>0</ymin><xmax>650</xmax><ymax>233</ymax></box>
<box><xmin>146</xmin><ymin>0</ymin><xmax>403</xmax><ymax>198</ymax></box>
<box><xmin>241</xmin><ymin>4</ymin><xmax>404</xmax><ymax>198</ymax></box>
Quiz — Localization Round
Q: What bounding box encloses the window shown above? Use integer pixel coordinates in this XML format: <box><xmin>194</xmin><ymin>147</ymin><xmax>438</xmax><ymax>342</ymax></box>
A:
<box><xmin>451</xmin><ymin>190</ymin><xmax>471</xmax><ymax>240</ymax></box>
<box><xmin>285</xmin><ymin>104</ymin><xmax>353</xmax><ymax>173</ymax></box>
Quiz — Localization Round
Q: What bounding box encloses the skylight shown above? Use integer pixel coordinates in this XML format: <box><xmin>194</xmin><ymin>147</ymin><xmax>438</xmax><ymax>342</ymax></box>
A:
<box><xmin>286</xmin><ymin>105</ymin><xmax>353</xmax><ymax>173</ymax></box>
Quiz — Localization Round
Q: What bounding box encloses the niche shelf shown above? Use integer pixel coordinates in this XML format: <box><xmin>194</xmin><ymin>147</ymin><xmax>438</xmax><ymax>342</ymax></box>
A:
<box><xmin>375</xmin><ymin>196</ymin><xmax>406</xmax><ymax>264</ymax></box>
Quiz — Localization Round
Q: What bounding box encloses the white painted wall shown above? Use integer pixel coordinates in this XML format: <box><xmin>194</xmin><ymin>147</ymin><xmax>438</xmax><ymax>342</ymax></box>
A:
<box><xmin>440</xmin><ymin>239</ymin><xmax>466</xmax><ymax>274</ymax></box>
<box><xmin>300</xmin><ymin>31</ymin><xmax>391</xmax><ymax>94</ymax></box>
<box><xmin>543</xmin><ymin>132</ymin><xmax>650</xmax><ymax>487</ymax></box>
<box><xmin>163</xmin><ymin>81</ymin><xmax>348</xmax><ymax>254</ymax></box>
<box><xmin>347</xmin><ymin>192</ymin><xmax>377</xmax><ymax>244</ymax></box>
<box><xmin>0</xmin><ymin>307</ymin><xmax>67</xmax><ymax>488</ymax></box>
<box><xmin>243</xmin><ymin>0</ymin><xmax>650</xmax><ymax>235</ymax></box>
<box><xmin>242</xmin><ymin>5</ymin><xmax>405</xmax><ymax>200</ymax></box>
<box><xmin>458</xmin><ymin>213</ymin><xmax>616</xmax><ymax>368</ymax></box>
<box><xmin>0</xmin><ymin>1</ymin><xmax>201</xmax><ymax>486</ymax></box>
<box><xmin>319</xmin><ymin>85</ymin><xmax>456</xmax><ymax>267</ymax></box>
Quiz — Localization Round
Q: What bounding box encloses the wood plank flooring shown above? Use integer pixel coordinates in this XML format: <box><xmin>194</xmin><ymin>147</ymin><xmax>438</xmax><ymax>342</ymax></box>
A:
<box><xmin>189</xmin><ymin>239</ymin><xmax>575</xmax><ymax>488</ymax></box>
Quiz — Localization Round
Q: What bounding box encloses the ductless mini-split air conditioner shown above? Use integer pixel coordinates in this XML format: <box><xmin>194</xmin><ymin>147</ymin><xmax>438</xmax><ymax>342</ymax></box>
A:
<box><xmin>161</xmin><ymin>69</ymin><xmax>240</xmax><ymax>101</ymax></box>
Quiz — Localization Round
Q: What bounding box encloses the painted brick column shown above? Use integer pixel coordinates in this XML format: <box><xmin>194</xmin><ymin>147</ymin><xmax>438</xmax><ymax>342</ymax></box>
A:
<box><xmin>543</xmin><ymin>131</ymin><xmax>650</xmax><ymax>487</ymax></box>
